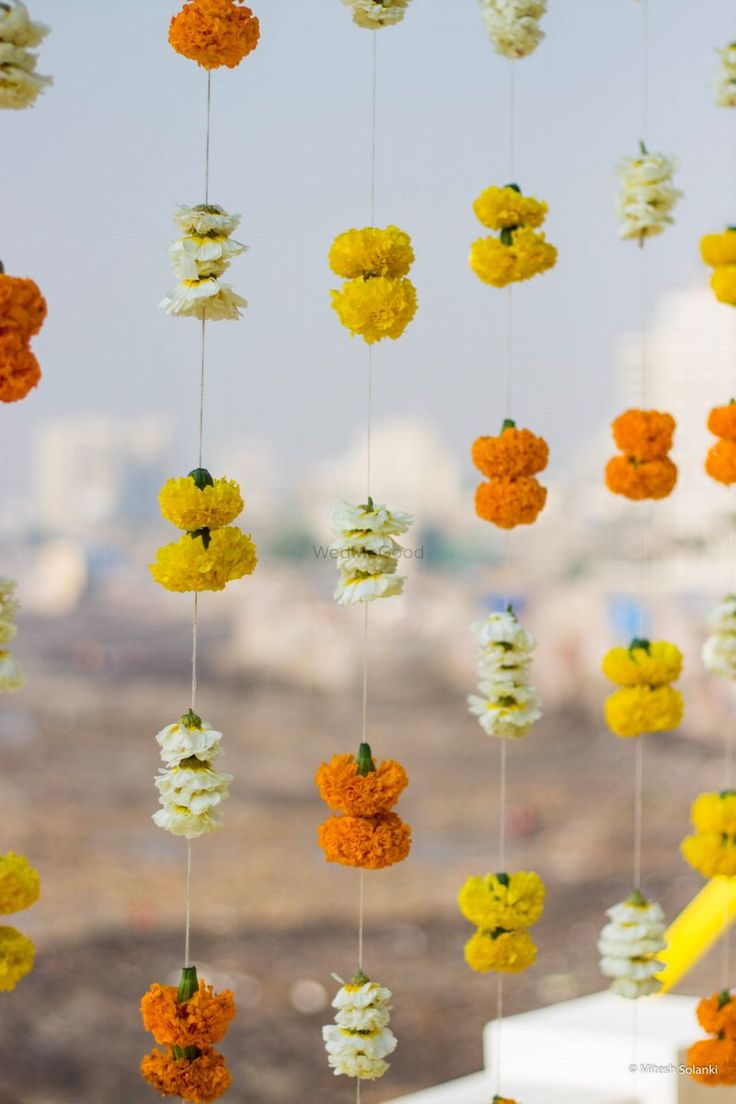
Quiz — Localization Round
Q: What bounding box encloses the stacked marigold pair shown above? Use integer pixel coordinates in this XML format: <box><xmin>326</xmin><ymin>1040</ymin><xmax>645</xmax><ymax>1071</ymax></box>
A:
<box><xmin>472</xmin><ymin>420</ymin><xmax>548</xmax><ymax>529</ymax></box>
<box><xmin>0</xmin><ymin>851</ymin><xmax>39</xmax><ymax>992</ymax></box>
<box><xmin>687</xmin><ymin>990</ymin><xmax>736</xmax><ymax>1085</ymax></box>
<box><xmin>597</xmin><ymin>890</ymin><xmax>666</xmax><ymax>999</ymax></box>
<box><xmin>329</xmin><ymin>226</ymin><xmax>418</xmax><ymax>344</ymax></box>
<box><xmin>140</xmin><ymin>966</ymin><xmax>236</xmax><ymax>1104</ymax></box>
<box><xmin>0</xmin><ymin>577</ymin><xmax>24</xmax><ymax>691</ymax></box>
<box><xmin>701</xmin><ymin>230</ymin><xmax>736</xmax><ymax>306</ymax></box>
<box><xmin>457</xmin><ymin>871</ymin><xmax>545</xmax><ymax>974</ymax></box>
<box><xmin>605</xmin><ymin>409</ymin><xmax>677</xmax><ymax>500</ymax></box>
<box><xmin>150</xmin><ymin>469</ymin><xmax>257</xmax><ymax>593</ymax></box>
<box><xmin>316</xmin><ymin>746</ymin><xmax>411</xmax><ymax>869</ymax></box>
<box><xmin>0</xmin><ymin>0</ymin><xmax>51</xmax><ymax>111</ymax></box>
<box><xmin>330</xmin><ymin>499</ymin><xmax>413</xmax><ymax>605</ymax></box>
<box><xmin>681</xmin><ymin>792</ymin><xmax>736</xmax><ymax>879</ymax></box>
<box><xmin>0</xmin><ymin>270</ymin><xmax>46</xmax><ymax>403</ymax></box>
<box><xmin>602</xmin><ymin>639</ymin><xmax>684</xmax><ymax>739</ymax></box>
<box><xmin>469</xmin><ymin>185</ymin><xmax>557</xmax><ymax>288</ymax></box>
<box><xmin>467</xmin><ymin>608</ymin><xmax>542</xmax><ymax>739</ymax></box>
<box><xmin>705</xmin><ymin>401</ymin><xmax>736</xmax><ymax>485</ymax></box>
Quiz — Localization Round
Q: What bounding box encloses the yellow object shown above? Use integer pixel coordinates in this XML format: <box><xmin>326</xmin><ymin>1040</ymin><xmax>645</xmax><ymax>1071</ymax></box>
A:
<box><xmin>330</xmin><ymin>275</ymin><xmax>417</xmax><ymax>344</ymax></box>
<box><xmin>150</xmin><ymin>526</ymin><xmax>257</xmax><ymax>592</ymax></box>
<box><xmin>458</xmin><ymin>871</ymin><xmax>545</xmax><ymax>931</ymax></box>
<box><xmin>0</xmin><ymin>852</ymin><xmax>40</xmax><ymax>915</ymax></box>
<box><xmin>159</xmin><ymin>475</ymin><xmax>243</xmax><ymax>532</ymax></box>
<box><xmin>473</xmin><ymin>186</ymin><xmax>547</xmax><ymax>231</ymax></box>
<box><xmin>658</xmin><ymin>878</ymin><xmax>736</xmax><ymax>993</ymax></box>
<box><xmin>328</xmin><ymin>226</ymin><xmax>414</xmax><ymax>279</ymax></box>
<box><xmin>602</xmin><ymin>640</ymin><xmax>682</xmax><ymax>687</ymax></box>
<box><xmin>0</xmin><ymin>925</ymin><xmax>35</xmax><ymax>991</ymax></box>
<box><xmin>711</xmin><ymin>265</ymin><xmax>736</xmax><ymax>306</ymax></box>
<box><xmin>604</xmin><ymin>684</ymin><xmax>683</xmax><ymax>738</ymax></box>
<box><xmin>701</xmin><ymin>231</ymin><xmax>736</xmax><ymax>267</ymax></box>
<box><xmin>464</xmin><ymin>928</ymin><xmax>537</xmax><ymax>974</ymax></box>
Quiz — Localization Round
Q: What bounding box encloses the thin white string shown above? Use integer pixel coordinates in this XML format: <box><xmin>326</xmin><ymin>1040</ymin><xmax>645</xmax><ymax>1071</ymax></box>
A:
<box><xmin>370</xmin><ymin>33</ymin><xmax>378</xmax><ymax>228</ymax></box>
<box><xmin>508</xmin><ymin>62</ymin><xmax>515</xmax><ymax>180</ymax></box>
<box><xmin>498</xmin><ymin>740</ymin><xmax>507</xmax><ymax>871</ymax></box>
<box><xmin>184</xmin><ymin>839</ymin><xmax>193</xmax><ymax>967</ymax></box>
<box><xmin>640</xmin><ymin>0</ymin><xmax>648</xmax><ymax>143</ymax></box>
<box><xmin>205</xmin><ymin>72</ymin><xmax>212</xmax><ymax>205</ymax></box>
<box><xmin>494</xmin><ymin>975</ymin><xmax>504</xmax><ymax>1094</ymax></box>
<box><xmin>191</xmin><ymin>594</ymin><xmax>199</xmax><ymax>711</ymax></box>
<box><xmin>505</xmin><ymin>288</ymin><xmax>513</xmax><ymax>419</ymax></box>
<box><xmin>358</xmin><ymin>869</ymin><xmax>365</xmax><ymax>972</ymax></box>
<box><xmin>633</xmin><ymin>739</ymin><xmax>643</xmax><ymax>890</ymax></box>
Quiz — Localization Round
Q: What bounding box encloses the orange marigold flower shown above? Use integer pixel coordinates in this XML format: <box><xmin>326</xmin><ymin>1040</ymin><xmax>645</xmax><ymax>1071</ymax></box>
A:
<box><xmin>0</xmin><ymin>332</ymin><xmax>40</xmax><ymax>403</ymax></box>
<box><xmin>315</xmin><ymin>753</ymin><xmax>408</xmax><ymax>817</ymax></box>
<box><xmin>687</xmin><ymin>1036</ymin><xmax>736</xmax><ymax>1085</ymax></box>
<box><xmin>169</xmin><ymin>0</ymin><xmax>260</xmax><ymax>70</ymax></box>
<box><xmin>471</xmin><ymin>424</ymin><xmax>549</xmax><ymax>480</ymax></box>
<box><xmin>317</xmin><ymin>812</ymin><xmax>411</xmax><ymax>869</ymax></box>
<box><xmin>605</xmin><ymin>455</ymin><xmax>678</xmax><ymax>500</ymax></box>
<box><xmin>708</xmin><ymin>402</ymin><xmax>736</xmax><ymax>440</ymax></box>
<box><xmin>474</xmin><ymin>477</ymin><xmax>547</xmax><ymax>529</ymax></box>
<box><xmin>0</xmin><ymin>275</ymin><xmax>47</xmax><ymax>339</ymax></box>
<box><xmin>611</xmin><ymin>409</ymin><xmax>675</xmax><ymax>461</ymax></box>
<box><xmin>141</xmin><ymin>980</ymin><xmax>236</xmax><ymax>1049</ymax></box>
<box><xmin>696</xmin><ymin>991</ymin><xmax>736</xmax><ymax>1038</ymax></box>
<box><xmin>706</xmin><ymin>438</ymin><xmax>736</xmax><ymax>485</ymax></box>
<box><xmin>141</xmin><ymin>1047</ymin><xmax>232</xmax><ymax>1103</ymax></box>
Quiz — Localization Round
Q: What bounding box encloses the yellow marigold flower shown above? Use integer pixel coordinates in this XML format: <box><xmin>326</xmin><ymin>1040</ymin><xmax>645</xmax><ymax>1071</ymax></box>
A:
<box><xmin>464</xmin><ymin>928</ymin><xmax>537</xmax><ymax>974</ymax></box>
<box><xmin>328</xmin><ymin>226</ymin><xmax>414</xmax><ymax>279</ymax></box>
<box><xmin>604</xmin><ymin>685</ymin><xmax>683</xmax><ymax>739</ymax></box>
<box><xmin>473</xmin><ymin>186</ymin><xmax>548</xmax><ymax>231</ymax></box>
<box><xmin>512</xmin><ymin>227</ymin><xmax>558</xmax><ymax>281</ymax></box>
<box><xmin>330</xmin><ymin>276</ymin><xmax>417</xmax><ymax>344</ymax></box>
<box><xmin>458</xmin><ymin>871</ymin><xmax>545</xmax><ymax>932</ymax></box>
<box><xmin>711</xmin><ymin>266</ymin><xmax>736</xmax><ymax>306</ymax></box>
<box><xmin>601</xmin><ymin>640</ymin><xmax>683</xmax><ymax>688</ymax></box>
<box><xmin>701</xmin><ymin>231</ymin><xmax>736</xmax><ymax>267</ymax></box>
<box><xmin>0</xmin><ymin>852</ymin><xmax>40</xmax><ymax>915</ymax></box>
<box><xmin>690</xmin><ymin>792</ymin><xmax>736</xmax><ymax>837</ymax></box>
<box><xmin>470</xmin><ymin>229</ymin><xmax>557</xmax><ymax>288</ymax></box>
<box><xmin>159</xmin><ymin>475</ymin><xmax>243</xmax><ymax>532</ymax></box>
<box><xmin>150</xmin><ymin>526</ymin><xmax>257</xmax><ymax>593</ymax></box>
<box><xmin>681</xmin><ymin>832</ymin><xmax>736</xmax><ymax>879</ymax></box>
<box><xmin>0</xmin><ymin>925</ymin><xmax>35</xmax><ymax>991</ymax></box>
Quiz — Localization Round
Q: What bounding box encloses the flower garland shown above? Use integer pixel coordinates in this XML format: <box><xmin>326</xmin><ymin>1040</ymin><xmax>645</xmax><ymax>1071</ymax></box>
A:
<box><xmin>329</xmin><ymin>226</ymin><xmax>418</xmax><ymax>344</ymax></box>
<box><xmin>0</xmin><ymin>0</ymin><xmax>51</xmax><ymax>111</ymax></box>
<box><xmin>701</xmin><ymin>230</ymin><xmax>736</xmax><ymax>307</ymax></box>
<box><xmin>604</xmin><ymin>408</ymin><xmax>678</xmax><ymax>500</ymax></box>
<box><xmin>0</xmin><ymin>270</ymin><xmax>47</xmax><ymax>403</ymax></box>
<box><xmin>458</xmin><ymin>871</ymin><xmax>545</xmax><ymax>974</ymax></box>
<box><xmin>0</xmin><ymin>576</ymin><xmax>24</xmax><ymax>690</ymax></box>
<box><xmin>470</xmin><ymin>185</ymin><xmax>557</xmax><ymax>288</ymax></box>
<box><xmin>340</xmin><ymin>0</ymin><xmax>411</xmax><ymax>29</ymax></box>
<box><xmin>330</xmin><ymin>499</ymin><xmax>413</xmax><ymax>606</ymax></box>
<box><xmin>153</xmin><ymin>710</ymin><xmax>231</xmax><ymax>839</ymax></box>
<box><xmin>681</xmin><ymin>792</ymin><xmax>736</xmax><ymax>878</ymax></box>
<box><xmin>714</xmin><ymin>43</ymin><xmax>736</xmax><ymax>109</ymax></box>
<box><xmin>323</xmin><ymin>974</ymin><xmax>397</xmax><ymax>1080</ymax></box>
<box><xmin>597</xmin><ymin>891</ymin><xmax>666</xmax><ymax>999</ymax></box>
<box><xmin>467</xmin><ymin>608</ymin><xmax>542</xmax><ymax>738</ymax></box>
<box><xmin>472</xmin><ymin>420</ymin><xmax>549</xmax><ymax>529</ymax></box>
<box><xmin>687</xmin><ymin>990</ymin><xmax>736</xmax><ymax>1086</ymax></box>
<box><xmin>160</xmin><ymin>205</ymin><xmax>248</xmax><ymax>322</ymax></box>
<box><xmin>615</xmin><ymin>144</ymin><xmax>681</xmax><ymax>242</ymax></box>
<box><xmin>0</xmin><ymin>851</ymin><xmax>40</xmax><ymax>991</ymax></box>
<box><xmin>602</xmin><ymin>638</ymin><xmax>684</xmax><ymax>739</ymax></box>
<box><xmin>478</xmin><ymin>0</ymin><xmax>546</xmax><ymax>60</ymax></box>
<box><xmin>140</xmin><ymin>966</ymin><xmax>236</xmax><ymax>1103</ymax></box>
<box><xmin>705</xmin><ymin>401</ymin><xmax>736</xmax><ymax>484</ymax></box>
<box><xmin>703</xmin><ymin>596</ymin><xmax>736</xmax><ymax>679</ymax></box>
<box><xmin>169</xmin><ymin>0</ymin><xmax>259</xmax><ymax>69</ymax></box>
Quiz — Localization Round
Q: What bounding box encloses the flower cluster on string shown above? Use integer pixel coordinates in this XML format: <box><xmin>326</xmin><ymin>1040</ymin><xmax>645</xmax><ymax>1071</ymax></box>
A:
<box><xmin>330</xmin><ymin>499</ymin><xmax>413</xmax><ymax>606</ymax></box>
<box><xmin>702</xmin><ymin>231</ymin><xmax>736</xmax><ymax>307</ymax></box>
<box><xmin>340</xmin><ymin>0</ymin><xmax>411</xmax><ymax>29</ymax></box>
<box><xmin>478</xmin><ymin>0</ymin><xmax>546</xmax><ymax>60</ymax></box>
<box><xmin>470</xmin><ymin>185</ymin><xmax>556</xmax><ymax>288</ymax></box>
<box><xmin>705</xmin><ymin>401</ymin><xmax>736</xmax><ymax>484</ymax></box>
<box><xmin>160</xmin><ymin>205</ymin><xmax>248</xmax><ymax>322</ymax></box>
<box><xmin>153</xmin><ymin>710</ymin><xmax>231</xmax><ymax>839</ymax></box>
<box><xmin>602</xmin><ymin>638</ymin><xmax>684</xmax><ymax>739</ymax></box>
<box><xmin>0</xmin><ymin>851</ymin><xmax>40</xmax><ymax>992</ymax></box>
<box><xmin>605</xmin><ymin>409</ymin><xmax>677</xmax><ymax>501</ymax></box>
<box><xmin>141</xmin><ymin>966</ymin><xmax>236</xmax><ymax>1104</ymax></box>
<box><xmin>0</xmin><ymin>577</ymin><xmax>24</xmax><ymax>691</ymax></box>
<box><xmin>467</xmin><ymin>608</ymin><xmax>542</xmax><ymax>739</ymax></box>
<box><xmin>316</xmin><ymin>745</ymin><xmax>411</xmax><ymax>869</ymax></box>
<box><xmin>616</xmin><ymin>145</ymin><xmax>681</xmax><ymax>241</ymax></box>
<box><xmin>169</xmin><ymin>0</ymin><xmax>259</xmax><ymax>69</ymax></box>
<box><xmin>329</xmin><ymin>226</ymin><xmax>418</xmax><ymax>343</ymax></box>
<box><xmin>681</xmin><ymin>791</ymin><xmax>736</xmax><ymax>878</ymax></box>
<box><xmin>150</xmin><ymin>468</ymin><xmax>257</xmax><ymax>593</ymax></box>
<box><xmin>472</xmin><ymin>420</ymin><xmax>549</xmax><ymax>529</ymax></box>
<box><xmin>458</xmin><ymin>870</ymin><xmax>545</xmax><ymax>974</ymax></box>
<box><xmin>0</xmin><ymin>0</ymin><xmax>51</xmax><ymax>110</ymax></box>
<box><xmin>714</xmin><ymin>43</ymin><xmax>736</xmax><ymax>108</ymax></box>
<box><xmin>323</xmin><ymin>974</ymin><xmax>397</xmax><ymax>1081</ymax></box>
<box><xmin>703</xmin><ymin>596</ymin><xmax>736</xmax><ymax>679</ymax></box>
<box><xmin>0</xmin><ymin>272</ymin><xmax>46</xmax><ymax>403</ymax></box>
<box><xmin>687</xmin><ymin>990</ymin><xmax>736</xmax><ymax>1086</ymax></box>
<box><xmin>597</xmin><ymin>891</ymin><xmax>666</xmax><ymax>999</ymax></box>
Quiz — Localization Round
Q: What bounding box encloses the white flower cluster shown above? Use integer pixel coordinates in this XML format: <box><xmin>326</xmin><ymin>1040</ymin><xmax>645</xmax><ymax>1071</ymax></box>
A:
<box><xmin>0</xmin><ymin>0</ymin><xmax>51</xmax><ymax>110</ymax></box>
<box><xmin>0</xmin><ymin>577</ymin><xmax>24</xmax><ymax>692</ymax></box>
<box><xmin>703</xmin><ymin>596</ymin><xmax>736</xmax><ymax>680</ymax></box>
<box><xmin>714</xmin><ymin>43</ymin><xmax>736</xmax><ymax>108</ymax></box>
<box><xmin>340</xmin><ymin>0</ymin><xmax>411</xmax><ymax>30</ymax></box>
<box><xmin>467</xmin><ymin>609</ymin><xmax>542</xmax><ymax>739</ymax></box>
<box><xmin>598</xmin><ymin>895</ymin><xmax>666</xmax><ymax>999</ymax></box>
<box><xmin>616</xmin><ymin>147</ymin><xmax>681</xmax><ymax>241</ymax></box>
<box><xmin>153</xmin><ymin>711</ymin><xmax>232</xmax><ymax>839</ymax></box>
<box><xmin>323</xmin><ymin>978</ymin><xmax>397</xmax><ymax>1080</ymax></box>
<box><xmin>331</xmin><ymin>499</ymin><xmax>413</xmax><ymax>607</ymax></box>
<box><xmin>160</xmin><ymin>204</ymin><xmax>248</xmax><ymax>322</ymax></box>
<box><xmin>479</xmin><ymin>0</ymin><xmax>546</xmax><ymax>60</ymax></box>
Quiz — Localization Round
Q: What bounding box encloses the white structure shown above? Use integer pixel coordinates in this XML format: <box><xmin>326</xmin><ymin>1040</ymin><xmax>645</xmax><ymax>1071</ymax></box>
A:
<box><xmin>387</xmin><ymin>991</ymin><xmax>730</xmax><ymax>1104</ymax></box>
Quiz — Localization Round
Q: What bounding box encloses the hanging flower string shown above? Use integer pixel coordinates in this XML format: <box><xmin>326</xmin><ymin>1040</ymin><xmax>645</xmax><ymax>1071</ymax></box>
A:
<box><xmin>169</xmin><ymin>0</ymin><xmax>259</xmax><ymax>69</ymax></box>
<box><xmin>0</xmin><ymin>851</ymin><xmax>40</xmax><ymax>991</ymax></box>
<box><xmin>0</xmin><ymin>0</ymin><xmax>51</xmax><ymax>111</ymax></box>
<box><xmin>605</xmin><ymin>408</ymin><xmax>677</xmax><ymax>501</ymax></box>
<box><xmin>616</xmin><ymin>144</ymin><xmax>681</xmax><ymax>242</ymax></box>
<box><xmin>598</xmin><ymin>891</ymin><xmax>666</xmax><ymax>999</ymax></box>
<box><xmin>687</xmin><ymin>990</ymin><xmax>736</xmax><ymax>1086</ymax></box>
<box><xmin>340</xmin><ymin>0</ymin><xmax>411</xmax><ymax>29</ymax></box>
<box><xmin>329</xmin><ymin>226</ymin><xmax>418</xmax><ymax>344</ymax></box>
<box><xmin>602</xmin><ymin>638</ymin><xmax>684</xmax><ymax>739</ymax></box>
<box><xmin>467</xmin><ymin>608</ymin><xmax>542</xmax><ymax>738</ymax></box>
<box><xmin>703</xmin><ymin>596</ymin><xmax>736</xmax><ymax>678</ymax></box>
<box><xmin>0</xmin><ymin>268</ymin><xmax>47</xmax><ymax>403</ymax></box>
<box><xmin>682</xmin><ymin>792</ymin><xmax>736</xmax><ymax>879</ymax></box>
<box><xmin>472</xmin><ymin>419</ymin><xmax>549</xmax><ymax>528</ymax></box>
<box><xmin>330</xmin><ymin>499</ymin><xmax>413</xmax><ymax>606</ymax></box>
<box><xmin>323</xmin><ymin>974</ymin><xmax>397</xmax><ymax>1080</ymax></box>
<box><xmin>457</xmin><ymin>871</ymin><xmax>545</xmax><ymax>974</ymax></box>
<box><xmin>704</xmin><ymin>401</ymin><xmax>736</xmax><ymax>484</ymax></box>
<box><xmin>0</xmin><ymin>576</ymin><xmax>24</xmax><ymax>690</ymax></box>
<box><xmin>470</xmin><ymin>184</ymin><xmax>556</xmax><ymax>288</ymax></box>
<box><xmin>714</xmin><ymin>43</ymin><xmax>736</xmax><ymax>109</ymax></box>
<box><xmin>478</xmin><ymin>0</ymin><xmax>546</xmax><ymax>60</ymax></box>
<box><xmin>161</xmin><ymin>205</ymin><xmax>248</xmax><ymax>322</ymax></box>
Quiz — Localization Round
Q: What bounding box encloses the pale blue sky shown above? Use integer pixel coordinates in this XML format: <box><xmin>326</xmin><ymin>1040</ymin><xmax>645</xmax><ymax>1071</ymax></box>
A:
<box><xmin>3</xmin><ymin>0</ymin><xmax>736</xmax><ymax>499</ymax></box>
